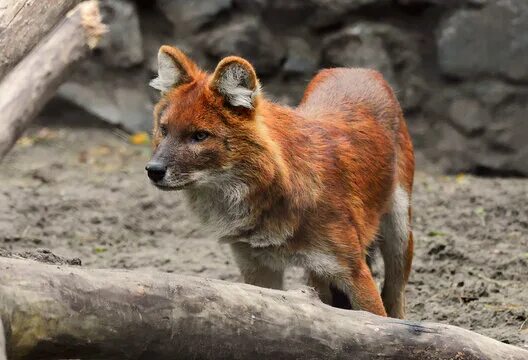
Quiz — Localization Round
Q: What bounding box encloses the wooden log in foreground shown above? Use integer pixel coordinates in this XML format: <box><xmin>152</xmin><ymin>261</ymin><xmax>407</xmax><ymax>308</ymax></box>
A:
<box><xmin>0</xmin><ymin>0</ymin><xmax>105</xmax><ymax>160</ymax></box>
<box><xmin>0</xmin><ymin>319</ymin><xmax>6</xmax><ymax>360</ymax></box>
<box><xmin>0</xmin><ymin>257</ymin><xmax>526</xmax><ymax>360</ymax></box>
<box><xmin>0</xmin><ymin>0</ymin><xmax>82</xmax><ymax>80</ymax></box>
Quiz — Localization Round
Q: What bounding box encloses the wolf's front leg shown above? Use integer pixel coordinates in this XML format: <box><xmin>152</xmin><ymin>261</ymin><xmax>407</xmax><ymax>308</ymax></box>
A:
<box><xmin>230</xmin><ymin>242</ymin><xmax>284</xmax><ymax>290</ymax></box>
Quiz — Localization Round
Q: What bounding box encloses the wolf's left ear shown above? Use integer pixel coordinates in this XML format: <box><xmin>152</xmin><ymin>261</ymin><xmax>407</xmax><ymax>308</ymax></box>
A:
<box><xmin>150</xmin><ymin>46</ymin><xmax>196</xmax><ymax>93</ymax></box>
<box><xmin>210</xmin><ymin>57</ymin><xmax>260</xmax><ymax>109</ymax></box>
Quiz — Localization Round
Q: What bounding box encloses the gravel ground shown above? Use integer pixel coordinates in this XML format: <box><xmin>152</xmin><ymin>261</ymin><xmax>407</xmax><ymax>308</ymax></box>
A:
<box><xmin>1</xmin><ymin>126</ymin><xmax>527</xmax><ymax>348</ymax></box>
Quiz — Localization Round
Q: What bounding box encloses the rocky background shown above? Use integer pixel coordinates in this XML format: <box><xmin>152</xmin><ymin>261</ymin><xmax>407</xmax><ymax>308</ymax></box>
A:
<box><xmin>45</xmin><ymin>0</ymin><xmax>528</xmax><ymax>176</ymax></box>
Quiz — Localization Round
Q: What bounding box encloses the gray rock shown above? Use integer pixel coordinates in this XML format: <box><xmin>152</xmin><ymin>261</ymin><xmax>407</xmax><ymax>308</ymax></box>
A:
<box><xmin>448</xmin><ymin>98</ymin><xmax>490</xmax><ymax>135</ymax></box>
<box><xmin>458</xmin><ymin>98</ymin><xmax>528</xmax><ymax>175</ymax></box>
<box><xmin>437</xmin><ymin>0</ymin><xmax>528</xmax><ymax>81</ymax></box>
<box><xmin>323</xmin><ymin>22</ymin><xmax>424</xmax><ymax>110</ymax></box>
<box><xmin>486</xmin><ymin>102</ymin><xmax>528</xmax><ymax>153</ymax></box>
<box><xmin>511</xmin><ymin>148</ymin><xmax>528</xmax><ymax>175</ymax></box>
<box><xmin>322</xmin><ymin>24</ymin><xmax>396</xmax><ymax>85</ymax></box>
<box><xmin>97</xmin><ymin>0</ymin><xmax>143</xmax><ymax>68</ymax></box>
<box><xmin>473</xmin><ymin>151</ymin><xmax>517</xmax><ymax>175</ymax></box>
<box><xmin>421</xmin><ymin>83</ymin><xmax>528</xmax><ymax>175</ymax></box>
<box><xmin>465</xmin><ymin>80</ymin><xmax>520</xmax><ymax>108</ymax></box>
<box><xmin>58</xmin><ymin>63</ymin><xmax>153</xmax><ymax>132</ymax></box>
<box><xmin>258</xmin><ymin>0</ymin><xmax>317</xmax><ymax>30</ymax></box>
<box><xmin>309</xmin><ymin>0</ymin><xmax>391</xmax><ymax>28</ymax></box>
<box><xmin>234</xmin><ymin>0</ymin><xmax>268</xmax><ymax>13</ymax></box>
<box><xmin>312</xmin><ymin>0</ymin><xmax>390</xmax><ymax>11</ymax></box>
<box><xmin>53</xmin><ymin>0</ymin><xmax>151</xmax><ymax>132</ymax></box>
<box><xmin>157</xmin><ymin>0</ymin><xmax>232</xmax><ymax>33</ymax></box>
<box><xmin>432</xmin><ymin>122</ymin><xmax>480</xmax><ymax>174</ymax></box>
<box><xmin>330</xmin><ymin>0</ymin><xmax>388</xmax><ymax>6</ymax></box>
<box><xmin>397</xmin><ymin>0</ymin><xmax>486</xmax><ymax>6</ymax></box>
<box><xmin>282</xmin><ymin>38</ymin><xmax>319</xmax><ymax>76</ymax></box>
<box><xmin>400</xmin><ymin>75</ymin><xmax>427</xmax><ymax>112</ymax></box>
<box><xmin>203</xmin><ymin>18</ymin><xmax>284</xmax><ymax>76</ymax></box>
<box><xmin>140</xmin><ymin>9</ymin><xmax>178</xmax><ymax>74</ymax></box>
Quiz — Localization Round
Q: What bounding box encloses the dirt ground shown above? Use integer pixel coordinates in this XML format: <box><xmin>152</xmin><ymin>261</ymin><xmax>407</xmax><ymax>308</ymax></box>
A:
<box><xmin>1</xmin><ymin>126</ymin><xmax>527</xmax><ymax>348</ymax></box>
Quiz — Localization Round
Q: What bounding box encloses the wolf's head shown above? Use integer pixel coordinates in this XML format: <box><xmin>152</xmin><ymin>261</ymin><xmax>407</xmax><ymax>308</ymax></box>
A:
<box><xmin>146</xmin><ymin>46</ymin><xmax>277</xmax><ymax>192</ymax></box>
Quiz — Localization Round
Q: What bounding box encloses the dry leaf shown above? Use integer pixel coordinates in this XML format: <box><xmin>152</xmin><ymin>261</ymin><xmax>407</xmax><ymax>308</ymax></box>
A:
<box><xmin>129</xmin><ymin>132</ymin><xmax>150</xmax><ymax>145</ymax></box>
<box><xmin>455</xmin><ymin>173</ymin><xmax>467</xmax><ymax>184</ymax></box>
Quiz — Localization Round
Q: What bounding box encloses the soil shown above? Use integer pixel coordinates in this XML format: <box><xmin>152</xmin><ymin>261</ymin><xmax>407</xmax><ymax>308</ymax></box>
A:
<box><xmin>1</xmin><ymin>126</ymin><xmax>527</xmax><ymax>348</ymax></box>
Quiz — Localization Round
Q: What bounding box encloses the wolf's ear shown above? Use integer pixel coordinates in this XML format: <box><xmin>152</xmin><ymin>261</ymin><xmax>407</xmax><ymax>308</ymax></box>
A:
<box><xmin>150</xmin><ymin>46</ymin><xmax>196</xmax><ymax>93</ymax></box>
<box><xmin>210</xmin><ymin>57</ymin><xmax>260</xmax><ymax>109</ymax></box>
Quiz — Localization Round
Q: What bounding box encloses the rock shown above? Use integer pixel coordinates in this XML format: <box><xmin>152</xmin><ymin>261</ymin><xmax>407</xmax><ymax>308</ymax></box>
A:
<box><xmin>58</xmin><ymin>62</ymin><xmax>153</xmax><ymax>132</ymax></box>
<box><xmin>421</xmin><ymin>83</ymin><xmax>528</xmax><ymax>175</ymax></box>
<box><xmin>473</xmin><ymin>151</ymin><xmax>515</xmax><ymax>175</ymax></box>
<box><xmin>486</xmin><ymin>102</ymin><xmax>528</xmax><ymax>153</ymax></box>
<box><xmin>319</xmin><ymin>0</ymin><xmax>389</xmax><ymax>7</ymax></box>
<box><xmin>256</xmin><ymin>0</ymin><xmax>391</xmax><ymax>30</ymax></box>
<box><xmin>51</xmin><ymin>0</ymin><xmax>151</xmax><ymax>132</ymax></box>
<box><xmin>323</xmin><ymin>22</ymin><xmax>425</xmax><ymax>110</ymax></box>
<box><xmin>397</xmin><ymin>0</ymin><xmax>486</xmax><ymax>6</ymax></box>
<box><xmin>448</xmin><ymin>98</ymin><xmax>490</xmax><ymax>135</ymax></box>
<box><xmin>97</xmin><ymin>0</ymin><xmax>143</xmax><ymax>68</ymax></box>
<box><xmin>203</xmin><ymin>17</ymin><xmax>284</xmax><ymax>76</ymax></box>
<box><xmin>309</xmin><ymin>0</ymin><xmax>391</xmax><ymax>28</ymax></box>
<box><xmin>400</xmin><ymin>75</ymin><xmax>427</xmax><ymax>111</ymax></box>
<box><xmin>140</xmin><ymin>9</ymin><xmax>178</xmax><ymax>74</ymax></box>
<box><xmin>437</xmin><ymin>0</ymin><xmax>528</xmax><ymax>81</ymax></box>
<box><xmin>233</xmin><ymin>0</ymin><xmax>268</xmax><ymax>13</ymax></box>
<box><xmin>433</xmin><ymin>122</ymin><xmax>479</xmax><ymax>174</ymax></box>
<box><xmin>511</xmin><ymin>148</ymin><xmax>528</xmax><ymax>175</ymax></box>
<box><xmin>264</xmin><ymin>0</ymin><xmax>315</xmax><ymax>26</ymax></box>
<box><xmin>439</xmin><ymin>91</ymin><xmax>528</xmax><ymax>175</ymax></box>
<box><xmin>322</xmin><ymin>24</ymin><xmax>395</xmax><ymax>85</ymax></box>
<box><xmin>264</xmin><ymin>79</ymin><xmax>305</xmax><ymax>106</ymax></box>
<box><xmin>157</xmin><ymin>0</ymin><xmax>232</xmax><ymax>33</ymax></box>
<box><xmin>465</xmin><ymin>80</ymin><xmax>520</xmax><ymax>108</ymax></box>
<box><xmin>282</xmin><ymin>38</ymin><xmax>319</xmax><ymax>76</ymax></box>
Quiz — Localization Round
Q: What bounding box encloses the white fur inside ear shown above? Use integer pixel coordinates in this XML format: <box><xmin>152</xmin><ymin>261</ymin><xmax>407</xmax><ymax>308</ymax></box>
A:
<box><xmin>149</xmin><ymin>50</ymin><xmax>181</xmax><ymax>92</ymax></box>
<box><xmin>217</xmin><ymin>64</ymin><xmax>259</xmax><ymax>108</ymax></box>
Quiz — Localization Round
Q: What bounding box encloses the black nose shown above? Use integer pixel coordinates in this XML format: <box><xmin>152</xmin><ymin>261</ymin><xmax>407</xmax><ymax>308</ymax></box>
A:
<box><xmin>145</xmin><ymin>161</ymin><xmax>167</xmax><ymax>182</ymax></box>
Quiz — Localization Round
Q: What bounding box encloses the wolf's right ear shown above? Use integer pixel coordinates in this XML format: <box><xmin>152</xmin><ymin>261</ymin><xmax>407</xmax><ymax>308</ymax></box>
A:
<box><xmin>149</xmin><ymin>46</ymin><xmax>196</xmax><ymax>93</ymax></box>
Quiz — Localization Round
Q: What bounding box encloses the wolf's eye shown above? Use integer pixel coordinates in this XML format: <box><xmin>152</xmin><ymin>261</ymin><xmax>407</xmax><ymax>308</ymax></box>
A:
<box><xmin>160</xmin><ymin>125</ymin><xmax>168</xmax><ymax>137</ymax></box>
<box><xmin>191</xmin><ymin>131</ymin><xmax>209</xmax><ymax>142</ymax></box>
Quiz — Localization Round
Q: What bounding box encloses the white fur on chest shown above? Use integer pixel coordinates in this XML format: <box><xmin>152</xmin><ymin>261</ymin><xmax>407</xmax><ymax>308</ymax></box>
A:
<box><xmin>184</xmin><ymin>179</ymin><xmax>292</xmax><ymax>247</ymax></box>
<box><xmin>185</xmin><ymin>184</ymin><xmax>252</xmax><ymax>238</ymax></box>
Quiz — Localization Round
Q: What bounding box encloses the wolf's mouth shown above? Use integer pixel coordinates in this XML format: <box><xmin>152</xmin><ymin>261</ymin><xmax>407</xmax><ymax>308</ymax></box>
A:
<box><xmin>153</xmin><ymin>181</ymin><xmax>195</xmax><ymax>191</ymax></box>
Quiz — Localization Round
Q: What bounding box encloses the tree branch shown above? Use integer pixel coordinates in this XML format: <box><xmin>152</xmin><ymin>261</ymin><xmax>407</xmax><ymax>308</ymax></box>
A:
<box><xmin>0</xmin><ymin>0</ymin><xmax>105</xmax><ymax>160</ymax></box>
<box><xmin>0</xmin><ymin>0</ymin><xmax>83</xmax><ymax>80</ymax></box>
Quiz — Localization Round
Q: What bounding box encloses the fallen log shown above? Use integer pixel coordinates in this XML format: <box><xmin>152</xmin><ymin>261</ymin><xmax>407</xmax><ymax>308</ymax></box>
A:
<box><xmin>0</xmin><ymin>319</ymin><xmax>5</xmax><ymax>360</ymax></box>
<box><xmin>0</xmin><ymin>257</ymin><xmax>526</xmax><ymax>360</ymax></box>
<box><xmin>0</xmin><ymin>0</ymin><xmax>105</xmax><ymax>160</ymax></box>
<box><xmin>0</xmin><ymin>0</ymin><xmax>82</xmax><ymax>80</ymax></box>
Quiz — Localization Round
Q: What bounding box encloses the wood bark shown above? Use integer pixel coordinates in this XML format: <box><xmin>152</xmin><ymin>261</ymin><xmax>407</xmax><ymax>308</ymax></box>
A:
<box><xmin>0</xmin><ymin>0</ymin><xmax>105</xmax><ymax>160</ymax></box>
<box><xmin>0</xmin><ymin>319</ymin><xmax>6</xmax><ymax>360</ymax></box>
<box><xmin>0</xmin><ymin>257</ymin><xmax>527</xmax><ymax>360</ymax></box>
<box><xmin>0</xmin><ymin>0</ymin><xmax>82</xmax><ymax>80</ymax></box>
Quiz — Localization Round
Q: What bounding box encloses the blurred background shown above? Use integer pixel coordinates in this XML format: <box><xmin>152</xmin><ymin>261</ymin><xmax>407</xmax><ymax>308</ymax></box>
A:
<box><xmin>42</xmin><ymin>0</ymin><xmax>528</xmax><ymax>176</ymax></box>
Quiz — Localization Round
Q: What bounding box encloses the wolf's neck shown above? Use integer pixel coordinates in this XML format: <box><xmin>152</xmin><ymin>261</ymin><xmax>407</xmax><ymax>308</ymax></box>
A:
<box><xmin>254</xmin><ymin>100</ymin><xmax>321</xmax><ymax>210</ymax></box>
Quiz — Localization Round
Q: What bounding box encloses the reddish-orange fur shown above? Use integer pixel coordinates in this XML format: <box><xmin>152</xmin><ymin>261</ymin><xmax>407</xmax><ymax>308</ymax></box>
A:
<box><xmin>148</xmin><ymin>46</ymin><xmax>415</xmax><ymax>318</ymax></box>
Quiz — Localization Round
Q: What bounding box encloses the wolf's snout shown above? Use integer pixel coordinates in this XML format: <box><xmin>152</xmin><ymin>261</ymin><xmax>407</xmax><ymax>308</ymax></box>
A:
<box><xmin>145</xmin><ymin>161</ymin><xmax>167</xmax><ymax>182</ymax></box>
